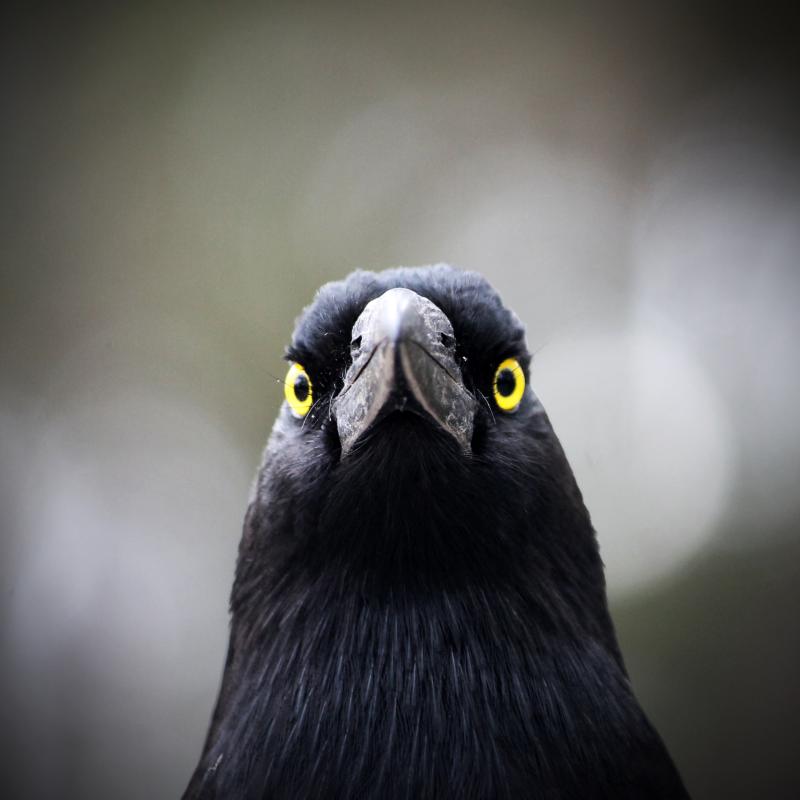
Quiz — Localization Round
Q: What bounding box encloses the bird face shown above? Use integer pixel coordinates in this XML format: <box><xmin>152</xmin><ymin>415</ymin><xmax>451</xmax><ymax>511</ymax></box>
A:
<box><xmin>250</xmin><ymin>264</ymin><xmax>581</xmax><ymax>589</ymax></box>
<box><xmin>277</xmin><ymin>265</ymin><xmax>536</xmax><ymax>468</ymax></box>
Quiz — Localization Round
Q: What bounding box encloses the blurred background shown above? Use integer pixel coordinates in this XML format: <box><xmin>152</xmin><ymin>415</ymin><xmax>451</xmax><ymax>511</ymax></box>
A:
<box><xmin>2</xmin><ymin>1</ymin><xmax>799</xmax><ymax>797</ymax></box>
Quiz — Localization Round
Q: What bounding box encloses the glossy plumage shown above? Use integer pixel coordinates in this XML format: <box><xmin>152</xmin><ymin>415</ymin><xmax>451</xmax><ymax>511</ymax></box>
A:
<box><xmin>184</xmin><ymin>266</ymin><xmax>689</xmax><ymax>799</ymax></box>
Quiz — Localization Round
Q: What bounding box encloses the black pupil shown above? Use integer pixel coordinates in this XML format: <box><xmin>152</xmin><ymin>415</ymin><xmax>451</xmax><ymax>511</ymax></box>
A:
<box><xmin>496</xmin><ymin>368</ymin><xmax>516</xmax><ymax>397</ymax></box>
<box><xmin>294</xmin><ymin>374</ymin><xmax>310</xmax><ymax>402</ymax></box>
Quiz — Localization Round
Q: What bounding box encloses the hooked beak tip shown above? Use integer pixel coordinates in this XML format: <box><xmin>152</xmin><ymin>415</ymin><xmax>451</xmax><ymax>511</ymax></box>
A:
<box><xmin>332</xmin><ymin>288</ymin><xmax>477</xmax><ymax>456</ymax></box>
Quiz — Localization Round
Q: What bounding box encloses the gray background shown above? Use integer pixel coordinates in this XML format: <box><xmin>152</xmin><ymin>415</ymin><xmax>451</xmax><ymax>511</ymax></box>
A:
<box><xmin>2</xmin><ymin>2</ymin><xmax>799</xmax><ymax>798</ymax></box>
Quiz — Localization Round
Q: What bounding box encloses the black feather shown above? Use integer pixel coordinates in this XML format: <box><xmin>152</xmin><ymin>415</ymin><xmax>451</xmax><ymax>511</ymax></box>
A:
<box><xmin>183</xmin><ymin>265</ymin><xmax>689</xmax><ymax>799</ymax></box>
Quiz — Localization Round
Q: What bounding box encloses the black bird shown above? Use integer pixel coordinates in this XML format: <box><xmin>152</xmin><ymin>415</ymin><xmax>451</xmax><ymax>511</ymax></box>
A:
<box><xmin>184</xmin><ymin>265</ymin><xmax>689</xmax><ymax>799</ymax></box>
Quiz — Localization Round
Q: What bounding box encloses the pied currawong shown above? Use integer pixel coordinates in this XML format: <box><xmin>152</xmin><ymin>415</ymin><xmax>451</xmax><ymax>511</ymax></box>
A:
<box><xmin>183</xmin><ymin>265</ymin><xmax>690</xmax><ymax>800</ymax></box>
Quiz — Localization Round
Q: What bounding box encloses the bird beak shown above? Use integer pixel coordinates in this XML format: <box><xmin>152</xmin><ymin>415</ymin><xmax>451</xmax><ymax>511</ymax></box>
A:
<box><xmin>332</xmin><ymin>287</ymin><xmax>477</xmax><ymax>456</ymax></box>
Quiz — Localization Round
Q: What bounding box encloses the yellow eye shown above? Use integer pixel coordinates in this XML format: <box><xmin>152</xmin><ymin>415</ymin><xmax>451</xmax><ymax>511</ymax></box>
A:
<box><xmin>493</xmin><ymin>357</ymin><xmax>525</xmax><ymax>412</ymax></box>
<box><xmin>284</xmin><ymin>363</ymin><xmax>313</xmax><ymax>418</ymax></box>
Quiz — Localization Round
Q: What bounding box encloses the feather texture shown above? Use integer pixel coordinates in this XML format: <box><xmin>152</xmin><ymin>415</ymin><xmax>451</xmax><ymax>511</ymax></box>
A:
<box><xmin>184</xmin><ymin>266</ymin><xmax>689</xmax><ymax>799</ymax></box>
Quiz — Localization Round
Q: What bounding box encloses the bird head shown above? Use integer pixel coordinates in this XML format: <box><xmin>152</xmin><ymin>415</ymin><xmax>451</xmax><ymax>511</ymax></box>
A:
<box><xmin>285</xmin><ymin>265</ymin><xmax>530</xmax><ymax>458</ymax></box>
<box><xmin>238</xmin><ymin>265</ymin><xmax>610</xmax><ymax>639</ymax></box>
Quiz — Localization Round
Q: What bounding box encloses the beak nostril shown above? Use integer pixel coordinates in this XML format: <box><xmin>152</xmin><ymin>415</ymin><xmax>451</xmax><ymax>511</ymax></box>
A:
<box><xmin>334</xmin><ymin>287</ymin><xmax>476</xmax><ymax>456</ymax></box>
